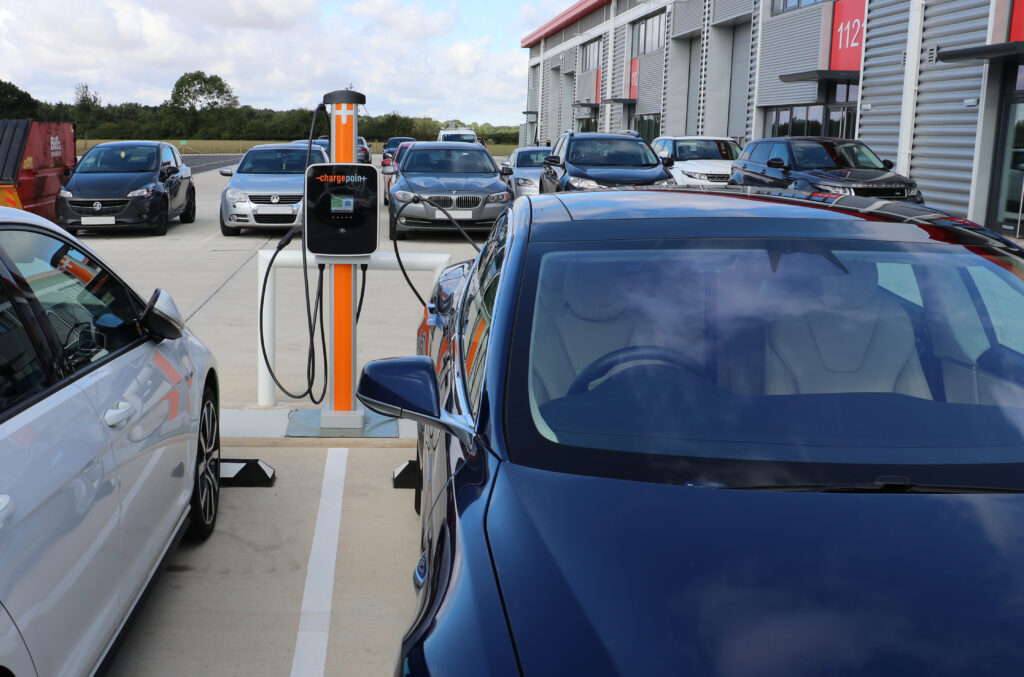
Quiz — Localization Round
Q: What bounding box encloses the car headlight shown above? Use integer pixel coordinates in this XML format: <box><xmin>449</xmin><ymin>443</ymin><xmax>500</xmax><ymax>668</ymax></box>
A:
<box><xmin>654</xmin><ymin>178</ymin><xmax>677</xmax><ymax>186</ymax></box>
<box><xmin>394</xmin><ymin>190</ymin><xmax>416</xmax><ymax>203</ymax></box>
<box><xmin>127</xmin><ymin>183</ymin><xmax>156</xmax><ymax>198</ymax></box>
<box><xmin>225</xmin><ymin>188</ymin><xmax>246</xmax><ymax>203</ymax></box>
<box><xmin>568</xmin><ymin>176</ymin><xmax>599</xmax><ymax>189</ymax></box>
<box><xmin>59</xmin><ymin>188</ymin><xmax>73</xmax><ymax>199</ymax></box>
<box><xmin>515</xmin><ymin>178</ymin><xmax>535</xmax><ymax>186</ymax></box>
<box><xmin>907</xmin><ymin>185</ymin><xmax>919</xmax><ymax>196</ymax></box>
<box><xmin>681</xmin><ymin>171</ymin><xmax>708</xmax><ymax>181</ymax></box>
<box><xmin>487</xmin><ymin>191</ymin><xmax>512</xmax><ymax>203</ymax></box>
<box><xmin>814</xmin><ymin>184</ymin><xmax>855</xmax><ymax>195</ymax></box>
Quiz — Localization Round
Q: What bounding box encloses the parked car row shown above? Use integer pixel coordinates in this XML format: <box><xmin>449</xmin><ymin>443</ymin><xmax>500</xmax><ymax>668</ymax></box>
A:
<box><xmin>505</xmin><ymin>131</ymin><xmax>922</xmax><ymax>206</ymax></box>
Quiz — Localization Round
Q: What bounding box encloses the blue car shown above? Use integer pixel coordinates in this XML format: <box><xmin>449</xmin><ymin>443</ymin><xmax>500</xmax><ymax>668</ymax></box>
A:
<box><xmin>539</xmin><ymin>131</ymin><xmax>675</xmax><ymax>192</ymax></box>
<box><xmin>359</xmin><ymin>188</ymin><xmax>1024</xmax><ymax>675</ymax></box>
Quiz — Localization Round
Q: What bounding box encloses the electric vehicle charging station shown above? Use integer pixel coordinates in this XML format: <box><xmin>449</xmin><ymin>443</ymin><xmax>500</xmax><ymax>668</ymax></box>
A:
<box><xmin>256</xmin><ymin>89</ymin><xmax>453</xmax><ymax>435</ymax></box>
<box><xmin>312</xmin><ymin>89</ymin><xmax>377</xmax><ymax>429</ymax></box>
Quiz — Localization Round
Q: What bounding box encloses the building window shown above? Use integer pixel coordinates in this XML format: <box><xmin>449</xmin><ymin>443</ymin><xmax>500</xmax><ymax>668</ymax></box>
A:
<box><xmin>580</xmin><ymin>39</ymin><xmax>601</xmax><ymax>72</ymax></box>
<box><xmin>765</xmin><ymin>103</ymin><xmax>855</xmax><ymax>139</ymax></box>
<box><xmin>634</xmin><ymin>114</ymin><xmax>661</xmax><ymax>143</ymax></box>
<box><xmin>771</xmin><ymin>0</ymin><xmax>827</xmax><ymax>15</ymax></box>
<box><xmin>631</xmin><ymin>12</ymin><xmax>665</xmax><ymax>58</ymax></box>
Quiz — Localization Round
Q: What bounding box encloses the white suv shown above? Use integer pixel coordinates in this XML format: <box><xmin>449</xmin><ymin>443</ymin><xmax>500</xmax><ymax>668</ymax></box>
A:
<box><xmin>437</xmin><ymin>127</ymin><xmax>479</xmax><ymax>144</ymax></box>
<box><xmin>651</xmin><ymin>136</ymin><xmax>742</xmax><ymax>187</ymax></box>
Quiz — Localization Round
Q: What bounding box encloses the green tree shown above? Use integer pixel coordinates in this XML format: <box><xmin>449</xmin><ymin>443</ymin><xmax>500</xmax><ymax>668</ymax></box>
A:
<box><xmin>0</xmin><ymin>80</ymin><xmax>39</xmax><ymax>118</ymax></box>
<box><xmin>167</xmin><ymin>71</ymin><xmax>239</xmax><ymax>136</ymax></box>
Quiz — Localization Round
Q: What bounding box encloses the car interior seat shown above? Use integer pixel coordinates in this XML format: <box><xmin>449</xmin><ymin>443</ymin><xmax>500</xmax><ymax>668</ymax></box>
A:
<box><xmin>530</xmin><ymin>259</ymin><xmax>660</xmax><ymax>405</ymax></box>
<box><xmin>763</xmin><ymin>259</ymin><xmax>932</xmax><ymax>399</ymax></box>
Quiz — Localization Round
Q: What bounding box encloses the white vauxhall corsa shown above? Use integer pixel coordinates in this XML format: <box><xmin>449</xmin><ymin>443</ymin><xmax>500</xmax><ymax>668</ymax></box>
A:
<box><xmin>651</xmin><ymin>136</ymin><xmax>743</xmax><ymax>187</ymax></box>
<box><xmin>0</xmin><ymin>207</ymin><xmax>220</xmax><ymax>676</ymax></box>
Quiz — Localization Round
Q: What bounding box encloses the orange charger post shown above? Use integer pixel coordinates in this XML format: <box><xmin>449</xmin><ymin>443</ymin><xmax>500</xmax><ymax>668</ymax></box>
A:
<box><xmin>319</xmin><ymin>89</ymin><xmax>370</xmax><ymax>429</ymax></box>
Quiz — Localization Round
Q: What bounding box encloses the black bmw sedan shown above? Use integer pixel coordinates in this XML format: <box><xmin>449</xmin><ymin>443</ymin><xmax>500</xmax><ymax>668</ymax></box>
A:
<box><xmin>359</xmin><ymin>187</ymin><xmax>1024</xmax><ymax>676</ymax></box>
<box><xmin>55</xmin><ymin>141</ymin><xmax>195</xmax><ymax>236</ymax></box>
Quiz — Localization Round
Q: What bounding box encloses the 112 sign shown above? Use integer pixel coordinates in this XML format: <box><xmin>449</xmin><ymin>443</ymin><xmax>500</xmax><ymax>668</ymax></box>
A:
<box><xmin>829</xmin><ymin>0</ymin><xmax>866</xmax><ymax>70</ymax></box>
<box><xmin>835</xmin><ymin>19</ymin><xmax>862</xmax><ymax>51</ymax></box>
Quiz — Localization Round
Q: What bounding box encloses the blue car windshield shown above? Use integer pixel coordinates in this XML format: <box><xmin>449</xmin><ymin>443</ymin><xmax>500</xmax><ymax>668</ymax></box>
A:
<box><xmin>238</xmin><ymin>149</ymin><xmax>323</xmax><ymax>174</ymax></box>
<box><xmin>77</xmin><ymin>146</ymin><xmax>158</xmax><ymax>173</ymax></box>
<box><xmin>515</xmin><ymin>150</ymin><xmax>551</xmax><ymax>168</ymax></box>
<box><xmin>403</xmin><ymin>149</ymin><xmax>497</xmax><ymax>174</ymax></box>
<box><xmin>508</xmin><ymin>237</ymin><xmax>1024</xmax><ymax>487</ymax></box>
<box><xmin>568</xmin><ymin>138</ymin><xmax>659</xmax><ymax>166</ymax></box>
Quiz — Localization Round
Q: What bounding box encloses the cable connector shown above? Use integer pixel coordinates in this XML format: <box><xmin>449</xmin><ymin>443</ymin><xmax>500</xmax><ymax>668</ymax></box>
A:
<box><xmin>276</xmin><ymin>226</ymin><xmax>302</xmax><ymax>250</ymax></box>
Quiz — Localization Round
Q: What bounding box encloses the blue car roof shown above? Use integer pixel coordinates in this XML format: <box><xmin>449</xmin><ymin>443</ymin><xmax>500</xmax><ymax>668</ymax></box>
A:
<box><xmin>524</xmin><ymin>190</ymin><xmax>1000</xmax><ymax>246</ymax></box>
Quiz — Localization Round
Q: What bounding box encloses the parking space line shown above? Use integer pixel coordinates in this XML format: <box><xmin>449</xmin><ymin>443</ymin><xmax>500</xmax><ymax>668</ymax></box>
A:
<box><xmin>291</xmin><ymin>447</ymin><xmax>348</xmax><ymax>677</ymax></box>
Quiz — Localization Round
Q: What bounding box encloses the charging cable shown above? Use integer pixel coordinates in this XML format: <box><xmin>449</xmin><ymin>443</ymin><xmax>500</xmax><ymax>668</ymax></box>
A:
<box><xmin>388</xmin><ymin>193</ymin><xmax>484</xmax><ymax>307</ymax></box>
<box><xmin>256</xmin><ymin>104</ymin><xmax>333</xmax><ymax>404</ymax></box>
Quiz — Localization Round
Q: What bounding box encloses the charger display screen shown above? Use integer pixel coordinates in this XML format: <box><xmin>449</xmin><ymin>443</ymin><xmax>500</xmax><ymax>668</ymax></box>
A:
<box><xmin>304</xmin><ymin>163</ymin><xmax>378</xmax><ymax>256</ymax></box>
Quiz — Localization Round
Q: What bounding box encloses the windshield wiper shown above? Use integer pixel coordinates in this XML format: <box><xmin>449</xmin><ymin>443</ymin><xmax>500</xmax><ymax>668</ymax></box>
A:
<box><xmin>729</xmin><ymin>476</ymin><xmax>1024</xmax><ymax>494</ymax></box>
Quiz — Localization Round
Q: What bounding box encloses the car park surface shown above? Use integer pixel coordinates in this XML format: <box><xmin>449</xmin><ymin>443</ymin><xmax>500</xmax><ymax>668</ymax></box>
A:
<box><xmin>359</xmin><ymin>187</ymin><xmax>1024</xmax><ymax>675</ymax></box>
<box><xmin>55</xmin><ymin>141</ymin><xmax>196</xmax><ymax>236</ymax></box>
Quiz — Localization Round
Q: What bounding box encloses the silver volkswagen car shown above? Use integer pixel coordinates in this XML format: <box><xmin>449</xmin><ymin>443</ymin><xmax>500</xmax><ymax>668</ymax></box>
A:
<box><xmin>219</xmin><ymin>143</ymin><xmax>329</xmax><ymax>236</ymax></box>
<box><xmin>0</xmin><ymin>207</ymin><xmax>220</xmax><ymax>676</ymax></box>
<box><xmin>384</xmin><ymin>142</ymin><xmax>512</xmax><ymax>239</ymax></box>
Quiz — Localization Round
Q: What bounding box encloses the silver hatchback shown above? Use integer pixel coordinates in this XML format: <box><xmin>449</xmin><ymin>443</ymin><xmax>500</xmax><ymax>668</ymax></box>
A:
<box><xmin>218</xmin><ymin>143</ymin><xmax>329</xmax><ymax>236</ymax></box>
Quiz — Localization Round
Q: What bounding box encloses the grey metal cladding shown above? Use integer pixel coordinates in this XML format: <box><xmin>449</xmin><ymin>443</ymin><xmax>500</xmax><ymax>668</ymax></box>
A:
<box><xmin>611</xmin><ymin>24</ymin><xmax>627</xmax><ymax>130</ymax></box>
<box><xmin>527</xmin><ymin>65</ymin><xmax>539</xmax><ymax>111</ymax></box>
<box><xmin>858</xmin><ymin>0</ymin><xmax>908</xmax><ymax>162</ymax></box>
<box><xmin>562</xmin><ymin>74</ymin><xmax>576</xmax><ymax>132</ymax></box>
<box><xmin>746</xmin><ymin>0</ymin><xmax>759</xmax><ymax>140</ymax></box>
<box><xmin>756</xmin><ymin>4</ymin><xmax>826</xmax><ymax>106</ymax></box>
<box><xmin>578</xmin><ymin>70</ymin><xmax>599</xmax><ymax>104</ymax></box>
<box><xmin>909</xmin><ymin>0</ymin><xmax>988</xmax><ymax>216</ymax></box>
<box><xmin>713</xmin><ymin>0</ymin><xmax>753</xmax><ymax>26</ymax></box>
<box><xmin>673</xmin><ymin>0</ymin><xmax>704</xmax><ymax>38</ymax></box>
<box><xmin>729</xmin><ymin>22</ymin><xmax>752</xmax><ymax>137</ymax></box>
<box><xmin>638</xmin><ymin>48</ymin><xmax>666</xmax><ymax>114</ymax></box>
<box><xmin>563</xmin><ymin>48</ymin><xmax>577</xmax><ymax>75</ymax></box>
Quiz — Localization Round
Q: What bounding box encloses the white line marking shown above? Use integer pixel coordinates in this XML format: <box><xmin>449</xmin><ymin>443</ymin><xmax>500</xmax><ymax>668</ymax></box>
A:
<box><xmin>291</xmin><ymin>447</ymin><xmax>348</xmax><ymax>676</ymax></box>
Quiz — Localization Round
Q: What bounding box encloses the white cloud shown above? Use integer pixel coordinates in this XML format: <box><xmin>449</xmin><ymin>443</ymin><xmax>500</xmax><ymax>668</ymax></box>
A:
<box><xmin>0</xmin><ymin>0</ymin><xmax>548</xmax><ymax>124</ymax></box>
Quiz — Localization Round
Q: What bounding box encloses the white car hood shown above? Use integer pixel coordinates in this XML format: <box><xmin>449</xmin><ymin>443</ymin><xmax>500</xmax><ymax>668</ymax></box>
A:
<box><xmin>673</xmin><ymin>159</ymin><xmax>733</xmax><ymax>174</ymax></box>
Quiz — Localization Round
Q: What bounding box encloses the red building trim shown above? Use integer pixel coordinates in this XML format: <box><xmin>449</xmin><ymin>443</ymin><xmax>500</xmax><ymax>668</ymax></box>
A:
<box><xmin>522</xmin><ymin>0</ymin><xmax>612</xmax><ymax>48</ymax></box>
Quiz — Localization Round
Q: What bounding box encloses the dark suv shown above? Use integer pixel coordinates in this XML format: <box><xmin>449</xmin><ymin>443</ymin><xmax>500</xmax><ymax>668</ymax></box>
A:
<box><xmin>539</xmin><ymin>131</ymin><xmax>675</xmax><ymax>193</ymax></box>
<box><xmin>729</xmin><ymin>137</ymin><xmax>922</xmax><ymax>203</ymax></box>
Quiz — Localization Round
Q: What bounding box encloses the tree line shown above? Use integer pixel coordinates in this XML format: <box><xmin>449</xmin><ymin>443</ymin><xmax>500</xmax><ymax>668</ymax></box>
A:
<box><xmin>0</xmin><ymin>73</ymin><xmax>521</xmax><ymax>144</ymax></box>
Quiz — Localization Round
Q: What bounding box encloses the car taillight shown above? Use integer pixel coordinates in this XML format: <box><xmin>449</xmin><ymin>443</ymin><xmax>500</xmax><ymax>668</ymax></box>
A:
<box><xmin>382</xmin><ymin>158</ymin><xmax>392</xmax><ymax>166</ymax></box>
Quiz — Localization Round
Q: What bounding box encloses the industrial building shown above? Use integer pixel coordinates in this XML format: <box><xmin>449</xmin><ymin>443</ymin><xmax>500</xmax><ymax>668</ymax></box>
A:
<box><xmin>521</xmin><ymin>0</ymin><xmax>1024</xmax><ymax>231</ymax></box>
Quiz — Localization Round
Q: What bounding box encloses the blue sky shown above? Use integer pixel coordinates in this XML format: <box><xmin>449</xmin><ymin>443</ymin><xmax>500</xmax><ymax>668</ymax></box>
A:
<box><xmin>0</xmin><ymin>0</ymin><xmax>576</xmax><ymax>125</ymax></box>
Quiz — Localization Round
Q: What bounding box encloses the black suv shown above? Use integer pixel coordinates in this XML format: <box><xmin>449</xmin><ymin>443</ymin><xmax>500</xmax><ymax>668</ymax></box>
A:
<box><xmin>540</xmin><ymin>131</ymin><xmax>675</xmax><ymax>193</ymax></box>
<box><xmin>729</xmin><ymin>137</ymin><xmax>922</xmax><ymax>203</ymax></box>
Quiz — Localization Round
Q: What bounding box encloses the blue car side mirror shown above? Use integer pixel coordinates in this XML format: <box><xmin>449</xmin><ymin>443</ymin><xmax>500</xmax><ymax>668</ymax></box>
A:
<box><xmin>357</xmin><ymin>356</ymin><xmax>475</xmax><ymax>446</ymax></box>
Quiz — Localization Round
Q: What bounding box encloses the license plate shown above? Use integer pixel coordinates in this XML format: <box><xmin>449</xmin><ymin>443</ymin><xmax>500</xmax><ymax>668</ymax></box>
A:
<box><xmin>81</xmin><ymin>216</ymin><xmax>115</xmax><ymax>225</ymax></box>
<box><xmin>447</xmin><ymin>210</ymin><xmax>472</xmax><ymax>219</ymax></box>
<box><xmin>258</xmin><ymin>205</ymin><xmax>292</xmax><ymax>215</ymax></box>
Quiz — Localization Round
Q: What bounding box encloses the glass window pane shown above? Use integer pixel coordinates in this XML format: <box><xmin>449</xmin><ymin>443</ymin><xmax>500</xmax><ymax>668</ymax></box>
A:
<box><xmin>0</xmin><ymin>283</ymin><xmax>48</xmax><ymax>412</ymax></box>
<box><xmin>777</xmin><ymin>108</ymin><xmax>791</xmax><ymax>136</ymax></box>
<box><xmin>791</xmin><ymin>106</ymin><xmax>807</xmax><ymax>136</ymax></box>
<box><xmin>807</xmin><ymin>105</ymin><xmax>824</xmax><ymax>136</ymax></box>
<box><xmin>2</xmin><ymin>231</ymin><xmax>143</xmax><ymax>372</ymax></box>
<box><xmin>828</xmin><ymin>108</ymin><xmax>844</xmax><ymax>137</ymax></box>
<box><xmin>846</xmin><ymin>83</ymin><xmax>859</xmax><ymax>103</ymax></box>
<box><xmin>969</xmin><ymin>266</ymin><xmax>1024</xmax><ymax>355</ymax></box>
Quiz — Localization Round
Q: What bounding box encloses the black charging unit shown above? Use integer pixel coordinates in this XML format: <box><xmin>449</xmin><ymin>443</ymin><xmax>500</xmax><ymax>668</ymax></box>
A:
<box><xmin>304</xmin><ymin>163</ymin><xmax>379</xmax><ymax>257</ymax></box>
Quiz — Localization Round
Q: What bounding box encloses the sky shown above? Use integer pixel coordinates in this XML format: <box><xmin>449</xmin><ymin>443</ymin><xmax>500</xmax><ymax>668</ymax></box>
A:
<box><xmin>0</xmin><ymin>0</ymin><xmax>577</xmax><ymax>126</ymax></box>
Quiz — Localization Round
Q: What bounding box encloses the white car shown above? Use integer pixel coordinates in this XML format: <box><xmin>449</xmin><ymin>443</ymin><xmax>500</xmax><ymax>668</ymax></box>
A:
<box><xmin>437</xmin><ymin>127</ymin><xmax>479</xmax><ymax>144</ymax></box>
<box><xmin>651</xmin><ymin>136</ymin><xmax>742</xmax><ymax>187</ymax></box>
<box><xmin>0</xmin><ymin>207</ymin><xmax>220</xmax><ymax>676</ymax></box>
